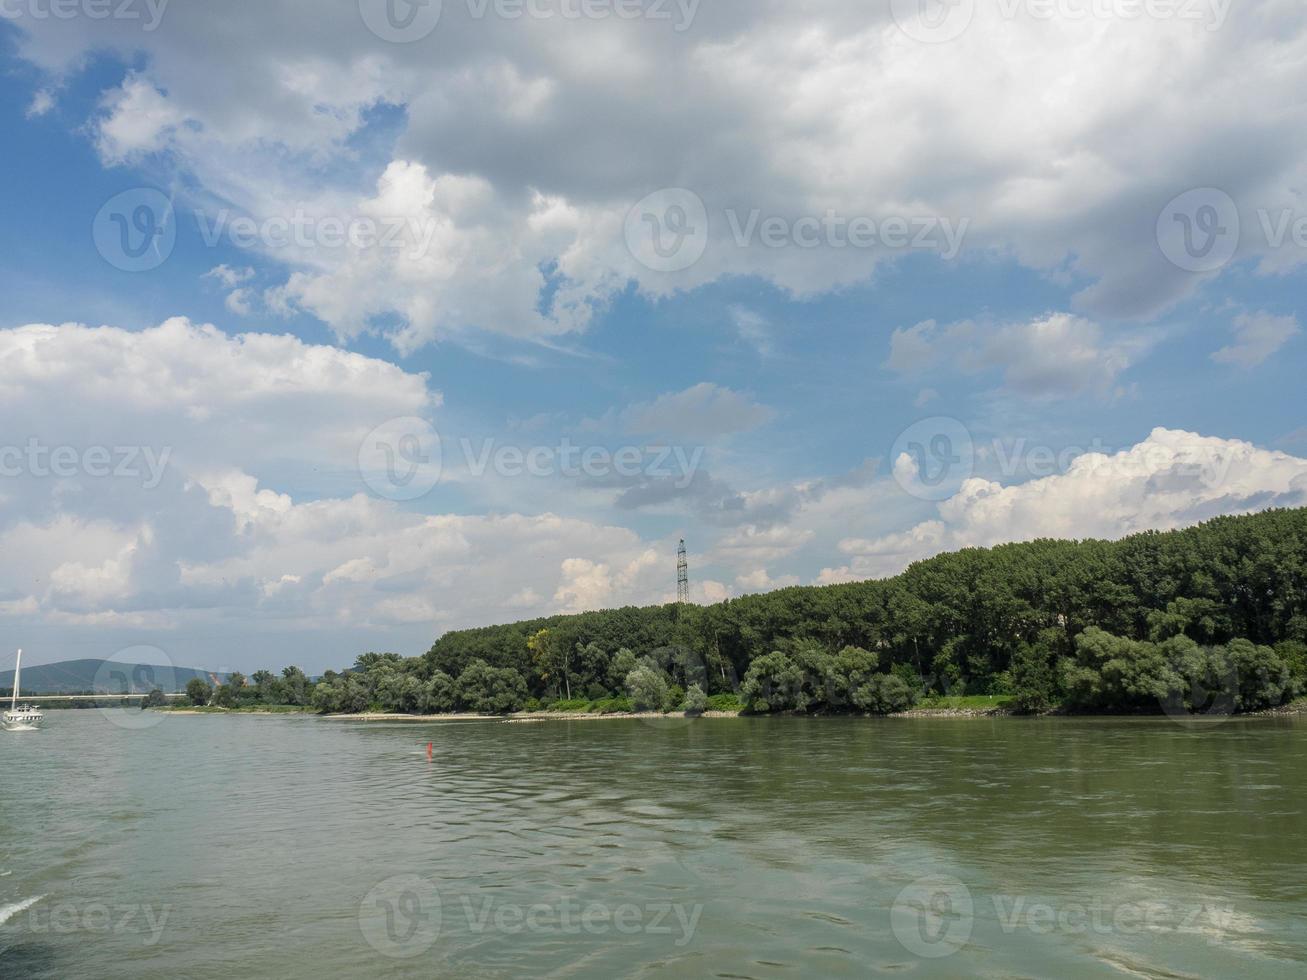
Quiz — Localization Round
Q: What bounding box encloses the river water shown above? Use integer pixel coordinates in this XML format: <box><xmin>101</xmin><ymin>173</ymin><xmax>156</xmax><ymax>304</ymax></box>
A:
<box><xmin>1</xmin><ymin>711</ymin><xmax>1305</xmax><ymax>978</ymax></box>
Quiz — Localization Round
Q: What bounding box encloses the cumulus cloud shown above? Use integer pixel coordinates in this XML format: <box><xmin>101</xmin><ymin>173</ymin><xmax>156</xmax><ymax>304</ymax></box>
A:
<box><xmin>0</xmin><ymin>319</ymin><xmax>687</xmax><ymax>665</ymax></box>
<box><xmin>831</xmin><ymin>428</ymin><xmax>1307</xmax><ymax>580</ymax></box>
<box><xmin>95</xmin><ymin>75</ymin><xmax>186</xmax><ymax>163</ymax></box>
<box><xmin>9</xmin><ymin>3</ymin><xmax>1306</xmax><ymax>347</ymax></box>
<box><xmin>1212</xmin><ymin>310</ymin><xmax>1300</xmax><ymax>368</ymax></box>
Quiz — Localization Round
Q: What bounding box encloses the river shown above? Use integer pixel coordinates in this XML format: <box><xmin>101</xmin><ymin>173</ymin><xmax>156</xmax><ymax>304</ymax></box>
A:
<box><xmin>2</xmin><ymin>711</ymin><xmax>1305</xmax><ymax>977</ymax></box>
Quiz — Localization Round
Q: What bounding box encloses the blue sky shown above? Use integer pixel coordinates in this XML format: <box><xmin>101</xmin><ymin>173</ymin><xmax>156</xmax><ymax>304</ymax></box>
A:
<box><xmin>1</xmin><ymin>3</ymin><xmax>1305</xmax><ymax>672</ymax></box>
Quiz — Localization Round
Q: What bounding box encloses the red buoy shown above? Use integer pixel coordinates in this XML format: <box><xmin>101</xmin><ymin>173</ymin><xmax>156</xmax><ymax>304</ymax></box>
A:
<box><xmin>426</xmin><ymin>742</ymin><xmax>433</xmax><ymax>761</ymax></box>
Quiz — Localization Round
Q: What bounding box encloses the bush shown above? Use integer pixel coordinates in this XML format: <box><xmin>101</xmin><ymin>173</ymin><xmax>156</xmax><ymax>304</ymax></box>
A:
<box><xmin>142</xmin><ymin>689</ymin><xmax>168</xmax><ymax>709</ymax></box>
<box><xmin>851</xmin><ymin>674</ymin><xmax>917</xmax><ymax>714</ymax></box>
<box><xmin>550</xmin><ymin>698</ymin><xmax>591</xmax><ymax>713</ymax></box>
<box><xmin>707</xmin><ymin>692</ymin><xmax>743</xmax><ymax>713</ymax></box>
<box><xmin>683</xmin><ymin>684</ymin><xmax>708</xmax><ymax>716</ymax></box>
<box><xmin>625</xmin><ymin>664</ymin><xmax>670</xmax><ymax>712</ymax></box>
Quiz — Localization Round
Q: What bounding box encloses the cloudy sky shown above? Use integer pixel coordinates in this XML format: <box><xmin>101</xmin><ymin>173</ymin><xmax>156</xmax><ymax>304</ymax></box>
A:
<box><xmin>1</xmin><ymin>0</ymin><xmax>1306</xmax><ymax>672</ymax></box>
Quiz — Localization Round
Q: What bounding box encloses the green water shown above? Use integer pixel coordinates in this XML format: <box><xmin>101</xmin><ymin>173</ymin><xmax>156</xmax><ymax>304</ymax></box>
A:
<box><xmin>2</xmin><ymin>712</ymin><xmax>1305</xmax><ymax>978</ymax></box>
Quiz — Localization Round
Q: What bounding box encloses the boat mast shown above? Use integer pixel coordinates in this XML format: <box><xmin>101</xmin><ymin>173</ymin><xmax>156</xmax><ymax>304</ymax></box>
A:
<box><xmin>12</xmin><ymin>648</ymin><xmax>20</xmax><ymax>709</ymax></box>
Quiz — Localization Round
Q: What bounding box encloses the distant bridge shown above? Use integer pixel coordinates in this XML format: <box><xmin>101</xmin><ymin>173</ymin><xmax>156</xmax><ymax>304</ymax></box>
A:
<box><xmin>5</xmin><ymin>692</ymin><xmax>191</xmax><ymax>702</ymax></box>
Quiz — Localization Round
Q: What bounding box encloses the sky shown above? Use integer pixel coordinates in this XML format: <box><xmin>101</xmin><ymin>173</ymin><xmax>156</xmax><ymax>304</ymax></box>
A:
<box><xmin>1</xmin><ymin>0</ymin><xmax>1305</xmax><ymax>674</ymax></box>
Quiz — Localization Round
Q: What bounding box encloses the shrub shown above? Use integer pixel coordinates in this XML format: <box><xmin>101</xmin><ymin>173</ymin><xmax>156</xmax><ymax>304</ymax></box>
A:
<box><xmin>625</xmin><ymin>664</ymin><xmax>670</xmax><ymax>712</ymax></box>
<box><xmin>683</xmin><ymin>684</ymin><xmax>708</xmax><ymax>716</ymax></box>
<box><xmin>851</xmin><ymin>674</ymin><xmax>917</xmax><ymax>715</ymax></box>
<box><xmin>706</xmin><ymin>692</ymin><xmax>743</xmax><ymax>713</ymax></box>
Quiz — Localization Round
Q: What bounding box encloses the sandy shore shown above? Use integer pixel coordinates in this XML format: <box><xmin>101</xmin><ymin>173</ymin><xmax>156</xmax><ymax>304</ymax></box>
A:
<box><xmin>322</xmin><ymin>710</ymin><xmax>743</xmax><ymax>722</ymax></box>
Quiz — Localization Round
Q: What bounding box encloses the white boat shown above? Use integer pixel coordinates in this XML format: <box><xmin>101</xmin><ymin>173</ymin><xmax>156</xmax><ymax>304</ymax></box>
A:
<box><xmin>3</xmin><ymin>649</ymin><xmax>44</xmax><ymax>732</ymax></box>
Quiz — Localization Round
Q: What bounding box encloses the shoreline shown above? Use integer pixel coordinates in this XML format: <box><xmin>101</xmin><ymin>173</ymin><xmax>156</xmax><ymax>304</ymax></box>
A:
<box><xmin>152</xmin><ymin>698</ymin><xmax>1307</xmax><ymax>722</ymax></box>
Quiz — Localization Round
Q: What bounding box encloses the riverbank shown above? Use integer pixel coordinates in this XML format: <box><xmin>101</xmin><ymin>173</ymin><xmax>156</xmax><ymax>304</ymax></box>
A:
<box><xmin>149</xmin><ymin>695</ymin><xmax>1307</xmax><ymax>721</ymax></box>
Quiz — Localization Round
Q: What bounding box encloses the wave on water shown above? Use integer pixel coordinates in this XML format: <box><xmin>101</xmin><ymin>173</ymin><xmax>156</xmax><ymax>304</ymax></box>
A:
<box><xmin>0</xmin><ymin>895</ymin><xmax>44</xmax><ymax>926</ymax></box>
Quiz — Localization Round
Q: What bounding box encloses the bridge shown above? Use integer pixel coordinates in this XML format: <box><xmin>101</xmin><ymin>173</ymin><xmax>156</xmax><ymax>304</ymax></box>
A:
<box><xmin>4</xmin><ymin>692</ymin><xmax>191</xmax><ymax>702</ymax></box>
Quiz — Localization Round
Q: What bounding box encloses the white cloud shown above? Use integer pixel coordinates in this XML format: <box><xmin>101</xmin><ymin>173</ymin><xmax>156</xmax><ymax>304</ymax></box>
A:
<box><xmin>95</xmin><ymin>75</ymin><xmax>186</xmax><ymax>163</ymax></box>
<box><xmin>836</xmin><ymin>428</ymin><xmax>1307</xmax><ymax>578</ymax></box>
<box><xmin>204</xmin><ymin>265</ymin><xmax>254</xmax><ymax>288</ymax></box>
<box><xmin>10</xmin><ymin>3</ymin><xmax>1306</xmax><ymax>347</ymax></box>
<box><xmin>26</xmin><ymin>89</ymin><xmax>54</xmax><ymax>118</ymax></box>
<box><xmin>1212</xmin><ymin>311</ymin><xmax>1300</xmax><ymax>368</ymax></box>
<box><xmin>0</xmin><ymin>319</ymin><xmax>687</xmax><ymax>664</ymax></box>
<box><xmin>886</xmin><ymin>312</ymin><xmax>1150</xmax><ymax>399</ymax></box>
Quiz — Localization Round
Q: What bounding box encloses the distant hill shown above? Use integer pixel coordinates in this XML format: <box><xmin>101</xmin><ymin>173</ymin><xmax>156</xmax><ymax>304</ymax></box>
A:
<box><xmin>0</xmin><ymin>659</ymin><xmax>228</xmax><ymax>695</ymax></box>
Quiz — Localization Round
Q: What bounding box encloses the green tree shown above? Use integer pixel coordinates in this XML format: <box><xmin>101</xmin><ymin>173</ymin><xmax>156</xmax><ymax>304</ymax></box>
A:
<box><xmin>683</xmin><ymin>683</ymin><xmax>708</xmax><ymax>716</ymax></box>
<box><xmin>625</xmin><ymin>663</ymin><xmax>670</xmax><ymax>712</ymax></box>
<box><xmin>185</xmin><ymin>678</ymin><xmax>212</xmax><ymax>707</ymax></box>
<box><xmin>422</xmin><ymin>672</ymin><xmax>456</xmax><ymax>714</ymax></box>
<box><xmin>740</xmin><ymin>652</ymin><xmax>805</xmax><ymax>713</ymax></box>
<box><xmin>142</xmin><ymin>689</ymin><xmax>168</xmax><ymax>709</ymax></box>
<box><xmin>456</xmin><ymin>660</ymin><xmax>528</xmax><ymax>714</ymax></box>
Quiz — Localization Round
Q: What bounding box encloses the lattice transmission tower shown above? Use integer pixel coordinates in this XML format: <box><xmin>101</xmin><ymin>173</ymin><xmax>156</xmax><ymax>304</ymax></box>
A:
<box><xmin>676</xmin><ymin>539</ymin><xmax>690</xmax><ymax>603</ymax></box>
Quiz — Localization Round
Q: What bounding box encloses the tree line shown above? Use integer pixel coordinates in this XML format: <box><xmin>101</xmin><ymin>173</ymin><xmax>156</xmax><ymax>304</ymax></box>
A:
<box><xmin>205</xmin><ymin>507</ymin><xmax>1307</xmax><ymax>716</ymax></box>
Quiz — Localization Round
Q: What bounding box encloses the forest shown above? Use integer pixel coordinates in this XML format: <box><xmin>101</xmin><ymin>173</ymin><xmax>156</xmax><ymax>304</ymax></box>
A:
<box><xmin>219</xmin><ymin>507</ymin><xmax>1307</xmax><ymax>717</ymax></box>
